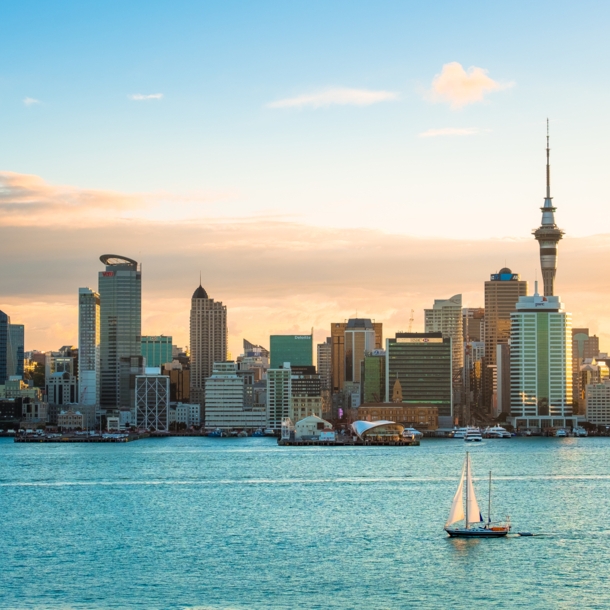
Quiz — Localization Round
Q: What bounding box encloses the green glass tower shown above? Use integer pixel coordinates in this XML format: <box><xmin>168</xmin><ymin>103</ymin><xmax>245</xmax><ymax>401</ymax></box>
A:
<box><xmin>270</xmin><ymin>335</ymin><xmax>312</xmax><ymax>369</ymax></box>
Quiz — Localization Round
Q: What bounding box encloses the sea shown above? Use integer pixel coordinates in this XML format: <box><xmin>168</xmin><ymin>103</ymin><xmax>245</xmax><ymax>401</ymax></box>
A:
<box><xmin>2</xmin><ymin>435</ymin><xmax>610</xmax><ymax>609</ymax></box>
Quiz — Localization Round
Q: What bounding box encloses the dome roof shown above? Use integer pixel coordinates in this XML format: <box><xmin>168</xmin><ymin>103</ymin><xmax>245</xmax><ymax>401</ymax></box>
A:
<box><xmin>192</xmin><ymin>284</ymin><xmax>208</xmax><ymax>299</ymax></box>
<box><xmin>498</xmin><ymin>267</ymin><xmax>512</xmax><ymax>275</ymax></box>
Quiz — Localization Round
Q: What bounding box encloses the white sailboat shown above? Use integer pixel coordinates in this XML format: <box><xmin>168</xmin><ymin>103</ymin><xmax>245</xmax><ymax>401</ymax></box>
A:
<box><xmin>444</xmin><ymin>452</ymin><xmax>511</xmax><ymax>537</ymax></box>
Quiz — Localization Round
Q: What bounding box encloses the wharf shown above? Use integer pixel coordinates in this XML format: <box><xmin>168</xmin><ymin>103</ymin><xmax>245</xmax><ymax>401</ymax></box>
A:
<box><xmin>278</xmin><ymin>438</ymin><xmax>419</xmax><ymax>447</ymax></box>
<box><xmin>14</xmin><ymin>434</ymin><xmax>139</xmax><ymax>443</ymax></box>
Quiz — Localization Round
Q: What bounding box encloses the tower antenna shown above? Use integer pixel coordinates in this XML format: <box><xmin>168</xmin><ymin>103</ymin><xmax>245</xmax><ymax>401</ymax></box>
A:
<box><xmin>546</xmin><ymin>118</ymin><xmax>551</xmax><ymax>199</ymax></box>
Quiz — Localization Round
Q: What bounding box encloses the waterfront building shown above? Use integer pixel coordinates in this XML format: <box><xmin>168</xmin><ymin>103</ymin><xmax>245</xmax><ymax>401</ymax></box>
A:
<box><xmin>174</xmin><ymin>402</ymin><xmax>201</xmax><ymax>427</ymax></box>
<box><xmin>134</xmin><ymin>372</ymin><xmax>170</xmax><ymax>431</ymax></box>
<box><xmin>47</xmin><ymin>371</ymin><xmax>78</xmax><ymax>406</ymax></box>
<box><xmin>0</xmin><ymin>398</ymin><xmax>24</xmax><ymax>429</ymax></box>
<box><xmin>270</xmin><ymin>334</ymin><xmax>313</xmax><ymax>369</ymax></box>
<box><xmin>386</xmin><ymin>332</ymin><xmax>453</xmax><ymax>428</ymax></box>
<box><xmin>267</xmin><ymin>365</ymin><xmax>292</xmax><ymax>431</ymax></box>
<box><xmin>331</xmin><ymin>320</ymin><xmax>383</xmax><ymax>393</ymax></box>
<box><xmin>572</xmin><ymin>328</ymin><xmax>601</xmax><ymax>415</ymax></box>
<box><xmin>0</xmin><ymin>378</ymin><xmax>42</xmax><ymax>401</ymax></box>
<box><xmin>204</xmin><ymin>362</ymin><xmax>266</xmax><ymax>429</ymax></box>
<box><xmin>358</xmin><ymin>403</ymin><xmax>438</xmax><ymax>431</ymax></box>
<box><xmin>533</xmin><ymin>122</ymin><xmax>564</xmax><ymax>297</ymax></box>
<box><xmin>294</xmin><ymin>414</ymin><xmax>333</xmax><ymax>439</ymax></box>
<box><xmin>189</xmin><ymin>282</ymin><xmax>227</xmax><ymax>410</ymax></box>
<box><xmin>509</xmin><ymin>285</ymin><xmax>572</xmax><ymax>431</ymax></box>
<box><xmin>141</xmin><ymin>335</ymin><xmax>173</xmax><ymax>367</ymax></box>
<box><xmin>483</xmin><ymin>269</ymin><xmax>527</xmax><ymax>410</ymax></box>
<box><xmin>585</xmin><ymin>380</ymin><xmax>610</xmax><ymax>426</ymax></box>
<box><xmin>78</xmin><ymin>287</ymin><xmax>100</xmax><ymax>407</ymax></box>
<box><xmin>57</xmin><ymin>409</ymin><xmax>85</xmax><ymax>430</ymax></box>
<box><xmin>289</xmin><ymin>365</ymin><xmax>322</xmax><ymax>423</ymax></box>
<box><xmin>361</xmin><ymin>351</ymin><xmax>386</xmax><ymax>403</ymax></box>
<box><xmin>99</xmin><ymin>255</ymin><xmax>142</xmax><ymax>411</ymax></box>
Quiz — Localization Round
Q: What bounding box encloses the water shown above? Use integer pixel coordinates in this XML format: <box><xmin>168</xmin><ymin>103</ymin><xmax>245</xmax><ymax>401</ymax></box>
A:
<box><xmin>2</xmin><ymin>436</ymin><xmax>610</xmax><ymax>609</ymax></box>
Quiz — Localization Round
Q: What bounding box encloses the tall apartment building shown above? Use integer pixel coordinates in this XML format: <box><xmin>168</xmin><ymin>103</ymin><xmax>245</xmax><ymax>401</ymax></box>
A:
<box><xmin>267</xmin><ymin>366</ymin><xmax>292</xmax><ymax>431</ymax></box>
<box><xmin>425</xmin><ymin>295</ymin><xmax>463</xmax><ymax>385</ymax></box>
<box><xmin>141</xmin><ymin>335</ymin><xmax>173</xmax><ymax>367</ymax></box>
<box><xmin>99</xmin><ymin>255</ymin><xmax>141</xmax><ymax>411</ymax></box>
<box><xmin>270</xmin><ymin>334</ymin><xmax>312</xmax><ymax>369</ymax></box>
<box><xmin>78</xmin><ymin>287</ymin><xmax>100</xmax><ymax>406</ymax></box>
<box><xmin>386</xmin><ymin>332</ymin><xmax>453</xmax><ymax>427</ymax></box>
<box><xmin>483</xmin><ymin>269</ymin><xmax>527</xmax><ymax>410</ymax></box>
<box><xmin>330</xmin><ymin>319</ymin><xmax>382</xmax><ymax>393</ymax></box>
<box><xmin>572</xmin><ymin>328</ymin><xmax>600</xmax><ymax>415</ymax></box>
<box><xmin>189</xmin><ymin>283</ymin><xmax>227</xmax><ymax>409</ymax></box>
<box><xmin>316</xmin><ymin>338</ymin><xmax>332</xmax><ymax>392</ymax></box>
<box><xmin>0</xmin><ymin>311</ymin><xmax>10</xmax><ymax>383</ymax></box>
<box><xmin>509</xmin><ymin>286</ymin><xmax>572</xmax><ymax>431</ymax></box>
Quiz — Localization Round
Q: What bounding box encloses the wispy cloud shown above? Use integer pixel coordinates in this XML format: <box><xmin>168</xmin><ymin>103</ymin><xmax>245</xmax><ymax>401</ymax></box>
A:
<box><xmin>128</xmin><ymin>93</ymin><xmax>163</xmax><ymax>101</ymax></box>
<box><xmin>267</xmin><ymin>87</ymin><xmax>398</xmax><ymax>109</ymax></box>
<box><xmin>425</xmin><ymin>62</ymin><xmax>514</xmax><ymax>109</ymax></box>
<box><xmin>418</xmin><ymin>127</ymin><xmax>490</xmax><ymax>138</ymax></box>
<box><xmin>23</xmin><ymin>97</ymin><xmax>41</xmax><ymax>106</ymax></box>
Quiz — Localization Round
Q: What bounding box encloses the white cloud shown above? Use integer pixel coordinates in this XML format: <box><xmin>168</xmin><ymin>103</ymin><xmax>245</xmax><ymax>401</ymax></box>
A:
<box><xmin>23</xmin><ymin>97</ymin><xmax>41</xmax><ymax>106</ymax></box>
<box><xmin>267</xmin><ymin>87</ymin><xmax>398</xmax><ymax>109</ymax></box>
<box><xmin>418</xmin><ymin>127</ymin><xmax>489</xmax><ymax>138</ymax></box>
<box><xmin>128</xmin><ymin>93</ymin><xmax>164</xmax><ymax>101</ymax></box>
<box><xmin>426</xmin><ymin>62</ymin><xmax>514</xmax><ymax>109</ymax></box>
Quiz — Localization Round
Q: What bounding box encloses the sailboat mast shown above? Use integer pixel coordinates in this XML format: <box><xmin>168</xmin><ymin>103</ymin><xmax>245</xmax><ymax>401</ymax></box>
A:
<box><xmin>465</xmin><ymin>452</ymin><xmax>469</xmax><ymax>529</ymax></box>
<box><xmin>488</xmin><ymin>471</ymin><xmax>492</xmax><ymax>524</ymax></box>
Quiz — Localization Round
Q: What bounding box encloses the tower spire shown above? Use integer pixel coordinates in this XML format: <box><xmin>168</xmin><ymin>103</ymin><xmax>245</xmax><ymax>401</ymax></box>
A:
<box><xmin>546</xmin><ymin>118</ymin><xmax>551</xmax><ymax>200</ymax></box>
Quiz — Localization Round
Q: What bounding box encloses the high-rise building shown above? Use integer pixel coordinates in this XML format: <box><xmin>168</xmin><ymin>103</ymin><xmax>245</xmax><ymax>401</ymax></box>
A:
<box><xmin>269</xmin><ymin>335</ymin><xmax>312</xmax><ymax>369</ymax></box>
<box><xmin>8</xmin><ymin>324</ymin><xmax>24</xmax><ymax>378</ymax></box>
<box><xmin>386</xmin><ymin>332</ymin><xmax>453</xmax><ymax>427</ymax></box>
<box><xmin>78</xmin><ymin>287</ymin><xmax>100</xmax><ymax>406</ymax></box>
<box><xmin>483</xmin><ymin>269</ymin><xmax>527</xmax><ymax>410</ymax></box>
<box><xmin>266</xmin><ymin>365</ymin><xmax>292</xmax><ymax>431</ymax></box>
<box><xmin>362</xmin><ymin>351</ymin><xmax>386</xmax><ymax>403</ymax></box>
<box><xmin>189</xmin><ymin>283</ymin><xmax>227</xmax><ymax>409</ymax></box>
<box><xmin>330</xmin><ymin>320</ymin><xmax>382</xmax><ymax>393</ymax></box>
<box><xmin>141</xmin><ymin>335</ymin><xmax>173</xmax><ymax>367</ymax></box>
<box><xmin>316</xmin><ymin>338</ymin><xmax>332</xmax><ymax>392</ymax></box>
<box><xmin>463</xmin><ymin>308</ymin><xmax>484</xmax><ymax>342</ymax></box>
<box><xmin>425</xmin><ymin>295</ymin><xmax>463</xmax><ymax>384</ymax></box>
<box><xmin>99</xmin><ymin>255</ymin><xmax>141</xmax><ymax>411</ymax></box>
<box><xmin>533</xmin><ymin>122</ymin><xmax>564</xmax><ymax>297</ymax></box>
<box><xmin>509</xmin><ymin>286</ymin><xmax>572</xmax><ymax>431</ymax></box>
<box><xmin>572</xmin><ymin>328</ymin><xmax>600</xmax><ymax>415</ymax></box>
<box><xmin>0</xmin><ymin>311</ymin><xmax>10</xmax><ymax>383</ymax></box>
<box><xmin>135</xmin><ymin>372</ymin><xmax>170</xmax><ymax>431</ymax></box>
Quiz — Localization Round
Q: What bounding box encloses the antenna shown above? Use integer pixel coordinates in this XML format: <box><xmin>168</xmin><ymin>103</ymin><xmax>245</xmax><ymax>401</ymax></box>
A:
<box><xmin>408</xmin><ymin>309</ymin><xmax>414</xmax><ymax>333</ymax></box>
<box><xmin>546</xmin><ymin>118</ymin><xmax>551</xmax><ymax>200</ymax></box>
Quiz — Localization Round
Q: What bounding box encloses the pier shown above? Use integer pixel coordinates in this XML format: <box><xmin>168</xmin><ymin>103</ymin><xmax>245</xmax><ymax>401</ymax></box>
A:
<box><xmin>278</xmin><ymin>438</ymin><xmax>419</xmax><ymax>447</ymax></box>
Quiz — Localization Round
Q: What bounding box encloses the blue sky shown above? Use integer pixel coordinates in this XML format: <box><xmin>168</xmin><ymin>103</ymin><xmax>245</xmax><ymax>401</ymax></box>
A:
<box><xmin>2</xmin><ymin>1</ymin><xmax>610</xmax><ymax>351</ymax></box>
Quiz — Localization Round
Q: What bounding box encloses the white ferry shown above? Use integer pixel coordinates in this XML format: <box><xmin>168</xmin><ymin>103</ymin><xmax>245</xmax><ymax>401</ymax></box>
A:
<box><xmin>484</xmin><ymin>425</ymin><xmax>512</xmax><ymax>439</ymax></box>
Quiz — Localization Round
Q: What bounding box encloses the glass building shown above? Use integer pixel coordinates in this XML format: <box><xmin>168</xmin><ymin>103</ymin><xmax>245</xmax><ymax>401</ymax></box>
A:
<box><xmin>99</xmin><ymin>255</ymin><xmax>141</xmax><ymax>410</ymax></box>
<box><xmin>78</xmin><ymin>287</ymin><xmax>100</xmax><ymax>406</ymax></box>
<box><xmin>269</xmin><ymin>335</ymin><xmax>313</xmax><ymax>369</ymax></box>
<box><xmin>8</xmin><ymin>323</ymin><xmax>24</xmax><ymax>378</ymax></box>
<box><xmin>0</xmin><ymin>311</ymin><xmax>9</xmax><ymax>383</ymax></box>
<box><xmin>386</xmin><ymin>332</ymin><xmax>453</xmax><ymax>427</ymax></box>
<box><xmin>141</xmin><ymin>336</ymin><xmax>173</xmax><ymax>367</ymax></box>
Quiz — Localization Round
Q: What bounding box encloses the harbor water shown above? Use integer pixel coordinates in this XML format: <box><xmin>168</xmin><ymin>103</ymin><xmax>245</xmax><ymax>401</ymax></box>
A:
<box><xmin>2</xmin><ymin>436</ymin><xmax>610</xmax><ymax>609</ymax></box>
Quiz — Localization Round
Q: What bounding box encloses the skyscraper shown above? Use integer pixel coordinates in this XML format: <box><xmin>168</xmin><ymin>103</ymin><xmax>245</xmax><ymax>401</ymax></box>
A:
<box><xmin>141</xmin><ymin>335</ymin><xmax>173</xmax><ymax>367</ymax></box>
<box><xmin>269</xmin><ymin>334</ymin><xmax>312</xmax><ymax>369</ymax></box>
<box><xmin>189</xmin><ymin>282</ymin><xmax>227</xmax><ymax>408</ymax></box>
<box><xmin>425</xmin><ymin>295</ymin><xmax>463</xmax><ymax>394</ymax></box>
<box><xmin>572</xmin><ymin>328</ymin><xmax>600</xmax><ymax>414</ymax></box>
<box><xmin>98</xmin><ymin>254</ymin><xmax>142</xmax><ymax>410</ymax></box>
<box><xmin>316</xmin><ymin>338</ymin><xmax>332</xmax><ymax>393</ymax></box>
<box><xmin>483</xmin><ymin>269</ymin><xmax>527</xmax><ymax>410</ymax></box>
<box><xmin>78</xmin><ymin>287</ymin><xmax>100</xmax><ymax>406</ymax></box>
<box><xmin>533</xmin><ymin>121</ymin><xmax>564</xmax><ymax>297</ymax></box>
<box><xmin>8</xmin><ymin>324</ymin><xmax>24</xmax><ymax>378</ymax></box>
<box><xmin>344</xmin><ymin>319</ymin><xmax>376</xmax><ymax>384</ymax></box>
<box><xmin>0</xmin><ymin>311</ymin><xmax>10</xmax><ymax>383</ymax></box>
<box><xmin>509</xmin><ymin>285</ymin><xmax>572</xmax><ymax>431</ymax></box>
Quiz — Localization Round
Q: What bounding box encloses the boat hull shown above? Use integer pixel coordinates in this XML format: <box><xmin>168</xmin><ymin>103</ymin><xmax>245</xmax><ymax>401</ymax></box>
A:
<box><xmin>445</xmin><ymin>526</ymin><xmax>509</xmax><ymax>538</ymax></box>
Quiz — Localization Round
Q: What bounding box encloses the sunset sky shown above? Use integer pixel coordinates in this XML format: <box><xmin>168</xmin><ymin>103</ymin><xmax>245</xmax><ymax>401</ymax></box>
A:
<box><xmin>2</xmin><ymin>1</ymin><xmax>610</xmax><ymax>357</ymax></box>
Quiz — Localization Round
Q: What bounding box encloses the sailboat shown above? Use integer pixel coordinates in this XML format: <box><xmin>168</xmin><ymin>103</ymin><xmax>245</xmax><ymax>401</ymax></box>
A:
<box><xmin>444</xmin><ymin>452</ymin><xmax>511</xmax><ymax>537</ymax></box>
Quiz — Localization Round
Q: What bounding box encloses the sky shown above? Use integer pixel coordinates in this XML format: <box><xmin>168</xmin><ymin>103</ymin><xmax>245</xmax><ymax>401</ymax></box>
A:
<box><xmin>1</xmin><ymin>0</ymin><xmax>610</xmax><ymax>357</ymax></box>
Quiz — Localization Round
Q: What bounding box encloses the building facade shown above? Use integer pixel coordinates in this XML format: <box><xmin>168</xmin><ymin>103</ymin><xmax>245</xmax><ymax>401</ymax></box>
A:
<box><xmin>0</xmin><ymin>311</ymin><xmax>10</xmax><ymax>383</ymax></box>
<box><xmin>141</xmin><ymin>335</ymin><xmax>173</xmax><ymax>367</ymax></box>
<box><xmin>572</xmin><ymin>328</ymin><xmax>600</xmax><ymax>415</ymax></box>
<box><xmin>189</xmin><ymin>283</ymin><xmax>227</xmax><ymax>409</ymax></box>
<box><xmin>386</xmin><ymin>332</ymin><xmax>453</xmax><ymax>427</ymax></box>
<box><xmin>267</xmin><ymin>366</ymin><xmax>292</xmax><ymax>431</ymax></box>
<box><xmin>358</xmin><ymin>403</ymin><xmax>439</xmax><ymax>431</ymax></box>
<box><xmin>362</xmin><ymin>351</ymin><xmax>386</xmax><ymax>403</ymax></box>
<box><xmin>509</xmin><ymin>288</ymin><xmax>572</xmax><ymax>431</ymax></box>
<box><xmin>78</xmin><ymin>287</ymin><xmax>100</xmax><ymax>407</ymax></box>
<box><xmin>135</xmin><ymin>373</ymin><xmax>170</xmax><ymax>431</ymax></box>
<box><xmin>8</xmin><ymin>323</ymin><xmax>24</xmax><ymax>379</ymax></box>
<box><xmin>270</xmin><ymin>335</ymin><xmax>313</xmax><ymax>369</ymax></box>
<box><xmin>99</xmin><ymin>255</ymin><xmax>141</xmax><ymax>411</ymax></box>
<box><xmin>586</xmin><ymin>380</ymin><xmax>610</xmax><ymax>426</ymax></box>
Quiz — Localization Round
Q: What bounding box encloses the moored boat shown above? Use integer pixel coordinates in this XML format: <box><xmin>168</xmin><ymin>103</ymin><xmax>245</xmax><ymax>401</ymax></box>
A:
<box><xmin>444</xmin><ymin>453</ymin><xmax>511</xmax><ymax>538</ymax></box>
<box><xmin>554</xmin><ymin>428</ymin><xmax>567</xmax><ymax>437</ymax></box>
<box><xmin>464</xmin><ymin>428</ymin><xmax>483</xmax><ymax>442</ymax></box>
<box><xmin>484</xmin><ymin>425</ymin><xmax>512</xmax><ymax>439</ymax></box>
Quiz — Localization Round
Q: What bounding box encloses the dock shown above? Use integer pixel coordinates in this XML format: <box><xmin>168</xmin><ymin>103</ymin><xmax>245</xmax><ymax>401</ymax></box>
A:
<box><xmin>14</xmin><ymin>434</ymin><xmax>140</xmax><ymax>443</ymax></box>
<box><xmin>278</xmin><ymin>438</ymin><xmax>419</xmax><ymax>447</ymax></box>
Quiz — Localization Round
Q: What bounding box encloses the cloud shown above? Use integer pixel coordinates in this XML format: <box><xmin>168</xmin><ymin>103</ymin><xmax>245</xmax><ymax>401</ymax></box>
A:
<box><xmin>267</xmin><ymin>87</ymin><xmax>398</xmax><ymax>109</ymax></box>
<box><xmin>426</xmin><ymin>62</ymin><xmax>514</xmax><ymax>109</ymax></box>
<box><xmin>418</xmin><ymin>127</ymin><xmax>489</xmax><ymax>138</ymax></box>
<box><xmin>23</xmin><ymin>97</ymin><xmax>41</xmax><ymax>106</ymax></box>
<box><xmin>128</xmin><ymin>93</ymin><xmax>163</xmax><ymax>100</ymax></box>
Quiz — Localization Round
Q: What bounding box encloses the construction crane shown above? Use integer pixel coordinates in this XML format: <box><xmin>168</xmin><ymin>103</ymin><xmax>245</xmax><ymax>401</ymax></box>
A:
<box><xmin>408</xmin><ymin>309</ymin><xmax>414</xmax><ymax>333</ymax></box>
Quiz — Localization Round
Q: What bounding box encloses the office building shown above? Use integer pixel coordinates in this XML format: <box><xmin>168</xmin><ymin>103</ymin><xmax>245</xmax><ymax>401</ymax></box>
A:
<box><xmin>509</xmin><ymin>286</ymin><xmax>572</xmax><ymax>431</ymax></box>
<box><xmin>205</xmin><ymin>362</ymin><xmax>266</xmax><ymax>429</ymax></box>
<box><xmin>78</xmin><ymin>287</ymin><xmax>100</xmax><ymax>407</ymax></box>
<box><xmin>425</xmin><ymin>295</ymin><xmax>463</xmax><ymax>387</ymax></box>
<box><xmin>358</xmin><ymin>403</ymin><xmax>439</xmax><ymax>431</ymax></box>
<box><xmin>361</xmin><ymin>351</ymin><xmax>386</xmax><ymax>403</ymax></box>
<box><xmin>331</xmin><ymin>319</ymin><xmax>383</xmax><ymax>393</ymax></box>
<box><xmin>269</xmin><ymin>334</ymin><xmax>312</xmax><ymax>369</ymax></box>
<box><xmin>289</xmin><ymin>365</ymin><xmax>322</xmax><ymax>423</ymax></box>
<box><xmin>8</xmin><ymin>323</ymin><xmax>24</xmax><ymax>378</ymax></box>
<box><xmin>386</xmin><ymin>332</ymin><xmax>453</xmax><ymax>427</ymax></box>
<box><xmin>267</xmin><ymin>365</ymin><xmax>292</xmax><ymax>431</ymax></box>
<box><xmin>463</xmin><ymin>308</ymin><xmax>484</xmax><ymax>342</ymax></box>
<box><xmin>0</xmin><ymin>311</ymin><xmax>10</xmax><ymax>383</ymax></box>
<box><xmin>135</xmin><ymin>372</ymin><xmax>170</xmax><ymax>431</ymax></box>
<box><xmin>483</xmin><ymin>269</ymin><xmax>527</xmax><ymax>410</ymax></box>
<box><xmin>533</xmin><ymin>122</ymin><xmax>564</xmax><ymax>297</ymax></box>
<box><xmin>172</xmin><ymin>402</ymin><xmax>201</xmax><ymax>428</ymax></box>
<box><xmin>495</xmin><ymin>343</ymin><xmax>511</xmax><ymax>417</ymax></box>
<box><xmin>47</xmin><ymin>372</ymin><xmax>78</xmax><ymax>406</ymax></box>
<box><xmin>586</xmin><ymin>380</ymin><xmax>610</xmax><ymax>426</ymax></box>
<box><xmin>162</xmin><ymin>363</ymin><xmax>190</xmax><ymax>402</ymax></box>
<box><xmin>572</xmin><ymin>328</ymin><xmax>600</xmax><ymax>415</ymax></box>
<box><xmin>141</xmin><ymin>335</ymin><xmax>173</xmax><ymax>367</ymax></box>
<box><xmin>57</xmin><ymin>410</ymin><xmax>85</xmax><ymax>430</ymax></box>
<box><xmin>189</xmin><ymin>282</ymin><xmax>227</xmax><ymax>409</ymax></box>
<box><xmin>119</xmin><ymin>356</ymin><xmax>146</xmax><ymax>410</ymax></box>
<box><xmin>237</xmin><ymin>339</ymin><xmax>269</xmax><ymax>382</ymax></box>
<box><xmin>99</xmin><ymin>254</ymin><xmax>142</xmax><ymax>411</ymax></box>
<box><xmin>317</xmin><ymin>337</ymin><xmax>332</xmax><ymax>392</ymax></box>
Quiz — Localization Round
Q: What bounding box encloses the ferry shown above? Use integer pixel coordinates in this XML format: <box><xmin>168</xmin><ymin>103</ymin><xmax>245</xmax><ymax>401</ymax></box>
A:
<box><xmin>554</xmin><ymin>428</ymin><xmax>567</xmax><ymax>438</ymax></box>
<box><xmin>464</xmin><ymin>428</ymin><xmax>483</xmax><ymax>442</ymax></box>
<box><xmin>483</xmin><ymin>425</ymin><xmax>512</xmax><ymax>439</ymax></box>
<box><xmin>573</xmin><ymin>426</ymin><xmax>588</xmax><ymax>437</ymax></box>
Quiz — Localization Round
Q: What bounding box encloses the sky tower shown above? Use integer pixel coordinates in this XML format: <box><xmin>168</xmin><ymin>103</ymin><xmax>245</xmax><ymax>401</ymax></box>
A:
<box><xmin>533</xmin><ymin>120</ymin><xmax>564</xmax><ymax>296</ymax></box>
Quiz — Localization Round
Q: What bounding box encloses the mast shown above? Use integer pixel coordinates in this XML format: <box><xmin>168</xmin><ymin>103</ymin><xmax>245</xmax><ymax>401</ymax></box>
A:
<box><xmin>488</xmin><ymin>471</ymin><xmax>492</xmax><ymax>524</ymax></box>
<box><xmin>465</xmin><ymin>452</ymin><xmax>469</xmax><ymax>529</ymax></box>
